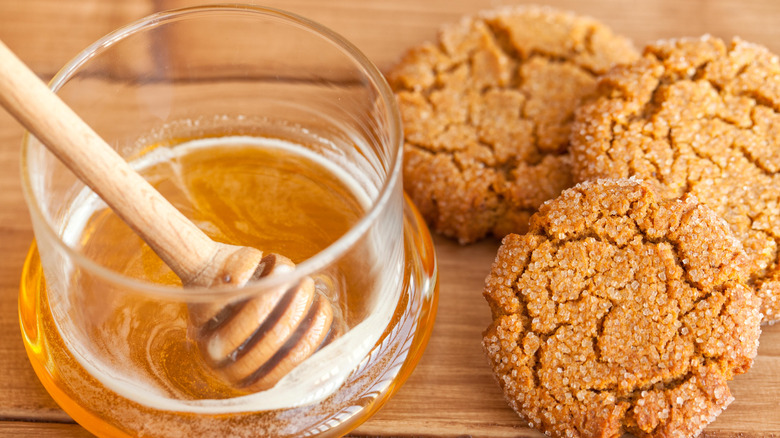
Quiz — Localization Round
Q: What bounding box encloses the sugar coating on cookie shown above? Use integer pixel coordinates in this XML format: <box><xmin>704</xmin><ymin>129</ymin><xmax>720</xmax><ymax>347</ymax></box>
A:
<box><xmin>388</xmin><ymin>6</ymin><xmax>638</xmax><ymax>244</ymax></box>
<box><xmin>482</xmin><ymin>178</ymin><xmax>761</xmax><ymax>438</ymax></box>
<box><xmin>571</xmin><ymin>35</ymin><xmax>780</xmax><ymax>323</ymax></box>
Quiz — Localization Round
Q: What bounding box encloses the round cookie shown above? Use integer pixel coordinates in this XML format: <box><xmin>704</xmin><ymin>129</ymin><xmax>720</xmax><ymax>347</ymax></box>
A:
<box><xmin>571</xmin><ymin>35</ymin><xmax>780</xmax><ymax>323</ymax></box>
<box><xmin>482</xmin><ymin>178</ymin><xmax>761</xmax><ymax>438</ymax></box>
<box><xmin>388</xmin><ymin>6</ymin><xmax>638</xmax><ymax>244</ymax></box>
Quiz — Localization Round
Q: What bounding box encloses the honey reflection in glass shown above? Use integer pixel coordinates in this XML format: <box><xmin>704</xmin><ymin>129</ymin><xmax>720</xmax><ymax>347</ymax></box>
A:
<box><xmin>19</xmin><ymin>6</ymin><xmax>437</xmax><ymax>437</ymax></box>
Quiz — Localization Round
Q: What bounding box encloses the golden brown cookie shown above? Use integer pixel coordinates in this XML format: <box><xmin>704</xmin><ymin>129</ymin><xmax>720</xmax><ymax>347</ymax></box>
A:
<box><xmin>388</xmin><ymin>6</ymin><xmax>638</xmax><ymax>244</ymax></box>
<box><xmin>571</xmin><ymin>35</ymin><xmax>780</xmax><ymax>323</ymax></box>
<box><xmin>483</xmin><ymin>178</ymin><xmax>761</xmax><ymax>438</ymax></box>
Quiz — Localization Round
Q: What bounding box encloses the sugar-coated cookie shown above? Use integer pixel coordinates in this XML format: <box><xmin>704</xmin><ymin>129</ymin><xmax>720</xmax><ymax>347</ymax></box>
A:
<box><xmin>483</xmin><ymin>178</ymin><xmax>761</xmax><ymax>438</ymax></box>
<box><xmin>571</xmin><ymin>35</ymin><xmax>780</xmax><ymax>323</ymax></box>
<box><xmin>389</xmin><ymin>6</ymin><xmax>638</xmax><ymax>243</ymax></box>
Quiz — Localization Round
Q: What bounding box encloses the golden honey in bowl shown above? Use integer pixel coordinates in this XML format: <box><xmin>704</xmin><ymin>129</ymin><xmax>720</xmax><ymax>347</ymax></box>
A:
<box><xmin>21</xmin><ymin>134</ymin><xmax>437</xmax><ymax>437</ymax></box>
<box><xmin>73</xmin><ymin>136</ymin><xmax>370</xmax><ymax>398</ymax></box>
<box><xmin>19</xmin><ymin>6</ymin><xmax>438</xmax><ymax>437</ymax></box>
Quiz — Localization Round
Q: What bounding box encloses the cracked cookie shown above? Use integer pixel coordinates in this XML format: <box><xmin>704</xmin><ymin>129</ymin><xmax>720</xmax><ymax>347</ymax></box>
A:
<box><xmin>571</xmin><ymin>35</ymin><xmax>780</xmax><ymax>323</ymax></box>
<box><xmin>387</xmin><ymin>6</ymin><xmax>638</xmax><ymax>244</ymax></box>
<box><xmin>482</xmin><ymin>178</ymin><xmax>761</xmax><ymax>438</ymax></box>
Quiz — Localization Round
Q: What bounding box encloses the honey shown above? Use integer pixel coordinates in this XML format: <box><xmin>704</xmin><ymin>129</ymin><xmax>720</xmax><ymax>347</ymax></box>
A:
<box><xmin>18</xmin><ymin>5</ymin><xmax>440</xmax><ymax>436</ymax></box>
<box><xmin>70</xmin><ymin>136</ymin><xmax>374</xmax><ymax>399</ymax></box>
<box><xmin>77</xmin><ymin>136</ymin><xmax>366</xmax><ymax>284</ymax></box>
<box><xmin>20</xmin><ymin>134</ymin><xmax>437</xmax><ymax>437</ymax></box>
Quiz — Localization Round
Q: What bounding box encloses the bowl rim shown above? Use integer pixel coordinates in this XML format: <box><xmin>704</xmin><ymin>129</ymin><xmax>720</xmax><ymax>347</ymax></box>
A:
<box><xmin>19</xmin><ymin>3</ymin><xmax>404</xmax><ymax>300</ymax></box>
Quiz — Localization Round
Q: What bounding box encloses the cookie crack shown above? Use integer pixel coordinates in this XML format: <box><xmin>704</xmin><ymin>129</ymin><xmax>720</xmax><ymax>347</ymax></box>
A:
<box><xmin>691</xmin><ymin>60</ymin><xmax>714</xmax><ymax>84</ymax></box>
<box><xmin>417</xmin><ymin>58</ymin><xmax>462</xmax><ymax>99</ymax></box>
<box><xmin>737</xmin><ymin>87</ymin><xmax>780</xmax><ymax>115</ymax></box>
<box><xmin>646</xmin><ymin>124</ymin><xmax>674</xmax><ymax>187</ymax></box>
<box><xmin>723</xmin><ymin>52</ymin><xmax>780</xmax><ymax>112</ymax></box>
<box><xmin>483</xmin><ymin>18</ymin><xmax>604</xmax><ymax>77</ymax></box>
<box><xmin>617</xmin><ymin>78</ymin><xmax>678</xmax><ymax>187</ymax></box>
<box><xmin>510</xmin><ymin>242</ymin><xmax>538</xmax><ymax>326</ymax></box>
<box><xmin>663</xmin><ymin>84</ymin><xmax>775</xmax><ymax>182</ymax></box>
<box><xmin>683</xmin><ymin>131</ymin><xmax>726</xmax><ymax>173</ymax></box>
<box><xmin>732</xmin><ymin>106</ymin><xmax>779</xmax><ymax>175</ymax></box>
<box><xmin>482</xmin><ymin>19</ymin><xmax>523</xmax><ymax>87</ymax></box>
<box><xmin>680</xmin><ymin>288</ymin><xmax>717</xmax><ymax>321</ymax></box>
<box><xmin>480</xmin><ymin>21</ymin><xmax>550</xmax><ymax>160</ymax></box>
<box><xmin>582</xmin><ymin>25</ymin><xmax>597</xmax><ymax>58</ymax></box>
<box><xmin>592</xmin><ymin>306</ymin><xmax>610</xmax><ymax>364</ymax></box>
<box><xmin>733</xmin><ymin>142</ymin><xmax>776</xmax><ymax>178</ymax></box>
<box><xmin>697</xmin><ymin>110</ymin><xmax>775</xmax><ymax>178</ymax></box>
<box><xmin>405</xmin><ymin>136</ymin><xmax>473</xmax><ymax>175</ymax></box>
<box><xmin>483</xmin><ymin>21</ymin><xmax>593</xmax><ymax>73</ymax></box>
<box><xmin>667</xmin><ymin>233</ymin><xmax>720</xmax><ymax>298</ymax></box>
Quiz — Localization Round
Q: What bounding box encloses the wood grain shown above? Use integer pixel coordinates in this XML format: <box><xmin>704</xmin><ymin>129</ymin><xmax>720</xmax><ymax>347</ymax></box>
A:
<box><xmin>0</xmin><ymin>108</ymin><xmax>69</xmax><ymax>424</ymax></box>
<box><xmin>0</xmin><ymin>421</ymin><xmax>95</xmax><ymax>438</ymax></box>
<box><xmin>0</xmin><ymin>0</ymin><xmax>779</xmax><ymax>437</ymax></box>
<box><xmin>0</xmin><ymin>0</ymin><xmax>153</xmax><ymax>78</ymax></box>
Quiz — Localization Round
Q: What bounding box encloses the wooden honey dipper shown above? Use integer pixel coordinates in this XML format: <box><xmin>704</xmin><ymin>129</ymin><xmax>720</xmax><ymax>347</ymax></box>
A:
<box><xmin>0</xmin><ymin>40</ymin><xmax>338</xmax><ymax>392</ymax></box>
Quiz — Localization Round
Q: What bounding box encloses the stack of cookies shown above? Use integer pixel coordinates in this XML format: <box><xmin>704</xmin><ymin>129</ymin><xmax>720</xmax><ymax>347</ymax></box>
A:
<box><xmin>388</xmin><ymin>6</ymin><xmax>778</xmax><ymax>438</ymax></box>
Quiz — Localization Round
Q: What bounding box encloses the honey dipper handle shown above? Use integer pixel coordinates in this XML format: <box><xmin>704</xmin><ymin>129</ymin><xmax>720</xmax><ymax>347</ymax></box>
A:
<box><xmin>0</xmin><ymin>39</ymin><xmax>261</xmax><ymax>287</ymax></box>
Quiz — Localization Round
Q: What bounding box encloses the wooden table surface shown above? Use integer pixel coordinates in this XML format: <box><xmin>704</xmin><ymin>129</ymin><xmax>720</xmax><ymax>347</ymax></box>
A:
<box><xmin>1</xmin><ymin>0</ymin><xmax>779</xmax><ymax>437</ymax></box>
